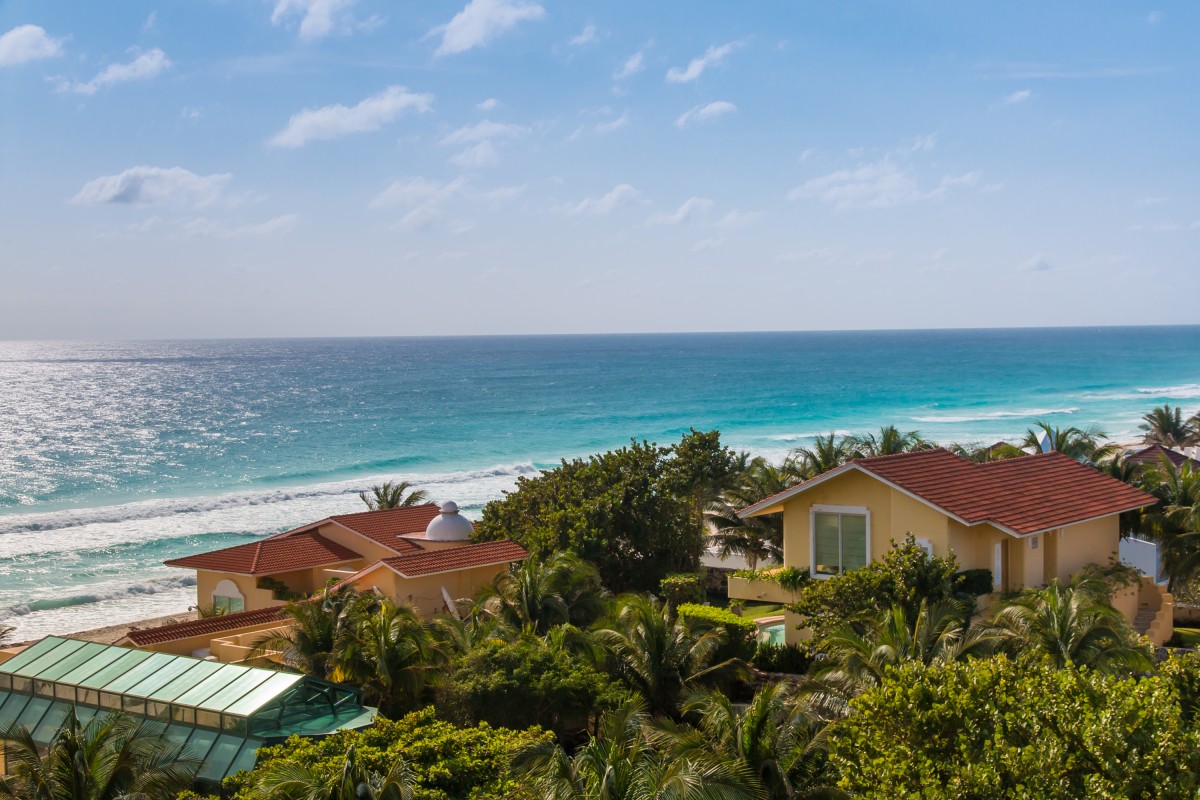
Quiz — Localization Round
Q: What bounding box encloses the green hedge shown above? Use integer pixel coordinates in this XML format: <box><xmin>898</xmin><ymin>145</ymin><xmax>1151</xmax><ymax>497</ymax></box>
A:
<box><xmin>659</xmin><ymin>573</ymin><xmax>706</xmax><ymax>606</ymax></box>
<box><xmin>953</xmin><ymin>568</ymin><xmax>993</xmax><ymax>597</ymax></box>
<box><xmin>677</xmin><ymin>603</ymin><xmax>758</xmax><ymax>635</ymax></box>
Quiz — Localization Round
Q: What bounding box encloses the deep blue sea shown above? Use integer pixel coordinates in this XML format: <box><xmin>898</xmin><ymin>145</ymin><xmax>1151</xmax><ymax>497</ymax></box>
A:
<box><xmin>2</xmin><ymin>327</ymin><xmax>1199</xmax><ymax>640</ymax></box>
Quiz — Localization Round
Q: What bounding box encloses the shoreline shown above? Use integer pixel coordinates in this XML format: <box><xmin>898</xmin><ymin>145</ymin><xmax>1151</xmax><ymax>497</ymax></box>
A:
<box><xmin>9</xmin><ymin>610</ymin><xmax>196</xmax><ymax>650</ymax></box>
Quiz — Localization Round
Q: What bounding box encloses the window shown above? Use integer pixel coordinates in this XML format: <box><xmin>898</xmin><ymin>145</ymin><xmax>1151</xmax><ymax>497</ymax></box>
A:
<box><xmin>212</xmin><ymin>579</ymin><xmax>245</xmax><ymax>613</ymax></box>
<box><xmin>812</xmin><ymin>508</ymin><xmax>869</xmax><ymax>577</ymax></box>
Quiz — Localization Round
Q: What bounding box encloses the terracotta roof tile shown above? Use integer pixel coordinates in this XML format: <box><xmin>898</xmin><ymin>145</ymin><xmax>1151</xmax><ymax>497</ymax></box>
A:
<box><xmin>164</xmin><ymin>530</ymin><xmax>361</xmax><ymax>575</ymax></box>
<box><xmin>1125</xmin><ymin>444</ymin><xmax>1200</xmax><ymax>470</ymax></box>
<box><xmin>380</xmin><ymin>540</ymin><xmax>528</xmax><ymax>577</ymax></box>
<box><xmin>322</xmin><ymin>505</ymin><xmax>439</xmax><ymax>553</ymax></box>
<box><xmin>124</xmin><ymin>606</ymin><xmax>288</xmax><ymax>646</ymax></box>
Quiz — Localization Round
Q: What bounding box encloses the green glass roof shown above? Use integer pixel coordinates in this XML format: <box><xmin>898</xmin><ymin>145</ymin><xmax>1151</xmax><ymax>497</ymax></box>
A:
<box><xmin>0</xmin><ymin>637</ymin><xmax>377</xmax><ymax>784</ymax></box>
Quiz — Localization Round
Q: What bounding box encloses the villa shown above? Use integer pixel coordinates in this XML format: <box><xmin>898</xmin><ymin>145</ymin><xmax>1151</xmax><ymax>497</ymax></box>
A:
<box><xmin>124</xmin><ymin>502</ymin><xmax>527</xmax><ymax>661</ymax></box>
<box><xmin>727</xmin><ymin>448</ymin><xmax>1173</xmax><ymax>645</ymax></box>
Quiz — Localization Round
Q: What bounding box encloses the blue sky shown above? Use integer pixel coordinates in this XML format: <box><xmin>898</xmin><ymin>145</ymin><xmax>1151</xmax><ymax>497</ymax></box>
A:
<box><xmin>1</xmin><ymin>1</ymin><xmax>1197</xmax><ymax>338</ymax></box>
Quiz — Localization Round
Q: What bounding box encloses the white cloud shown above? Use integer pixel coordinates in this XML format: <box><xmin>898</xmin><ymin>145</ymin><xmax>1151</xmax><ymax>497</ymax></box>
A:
<box><xmin>395</xmin><ymin>206</ymin><xmax>441</xmax><ymax>231</ymax></box>
<box><xmin>441</xmin><ymin>119</ymin><xmax>528</xmax><ymax>145</ymax></box>
<box><xmin>1002</xmin><ymin>89</ymin><xmax>1032</xmax><ymax>105</ymax></box>
<box><xmin>370</xmin><ymin>176</ymin><xmax>467</xmax><ymax>210</ymax></box>
<box><xmin>0</xmin><ymin>25</ymin><xmax>64</xmax><ymax>67</ymax></box>
<box><xmin>691</xmin><ymin>237</ymin><xmax>725</xmax><ymax>252</ymax></box>
<box><xmin>271</xmin><ymin>0</ymin><xmax>356</xmax><ymax>42</ymax></box>
<box><xmin>142</xmin><ymin>12</ymin><xmax>158</xmax><ymax>32</ymax></box>
<box><xmin>666</xmin><ymin>41</ymin><xmax>739</xmax><ymax>83</ymax></box>
<box><xmin>270</xmin><ymin>85</ymin><xmax>432</xmax><ymax>147</ymax></box>
<box><xmin>477</xmin><ymin>97</ymin><xmax>500</xmax><ymax>110</ymax></box>
<box><xmin>450</xmin><ymin>140</ymin><xmax>499</xmax><ymax>169</ymax></box>
<box><xmin>566</xmin><ymin>183</ymin><xmax>642</xmax><ymax>215</ymax></box>
<box><xmin>71</xmin><ymin>166</ymin><xmax>231</xmax><ymax>207</ymax></box>
<box><xmin>431</xmin><ymin>0</ymin><xmax>545</xmax><ymax>57</ymax></box>
<box><xmin>648</xmin><ymin>196</ymin><xmax>712</xmax><ymax>226</ymax></box>
<box><xmin>789</xmin><ymin>160</ymin><xmax>928</xmax><ymax>210</ymax></box>
<box><xmin>184</xmin><ymin>214</ymin><xmax>299</xmax><ymax>239</ymax></box>
<box><xmin>68</xmin><ymin>48</ymin><xmax>170</xmax><ymax>94</ymax></box>
<box><xmin>614</xmin><ymin>50</ymin><xmax>644</xmax><ymax>80</ymax></box>
<box><xmin>594</xmin><ymin>111</ymin><xmax>629</xmax><ymax>134</ymax></box>
<box><xmin>1021</xmin><ymin>253</ymin><xmax>1053</xmax><ymax>272</ymax></box>
<box><xmin>675</xmin><ymin>100</ymin><xmax>736</xmax><ymax>128</ymax></box>
<box><xmin>570</xmin><ymin>24</ymin><xmax>597</xmax><ymax>46</ymax></box>
<box><xmin>716</xmin><ymin>209</ymin><xmax>761</xmax><ymax>229</ymax></box>
<box><xmin>941</xmin><ymin>171</ymin><xmax>981</xmax><ymax>187</ymax></box>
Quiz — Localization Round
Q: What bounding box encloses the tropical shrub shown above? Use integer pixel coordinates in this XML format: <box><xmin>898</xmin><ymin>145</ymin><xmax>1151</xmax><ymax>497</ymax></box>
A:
<box><xmin>952</xmin><ymin>568</ymin><xmax>993</xmax><ymax>597</ymax></box>
<box><xmin>659</xmin><ymin>573</ymin><xmax>705</xmax><ymax>607</ymax></box>
<box><xmin>677</xmin><ymin>603</ymin><xmax>757</xmax><ymax>662</ymax></box>
<box><xmin>435</xmin><ymin>635</ymin><xmax>627</xmax><ymax>745</ymax></box>
<box><xmin>749</xmin><ymin>641</ymin><xmax>814</xmax><ymax>674</ymax></box>
<box><xmin>473</xmin><ymin>429</ymin><xmax>739</xmax><ymax>592</ymax></box>
<box><xmin>230</xmin><ymin>708</ymin><xmax>552</xmax><ymax>800</ymax></box>
<box><xmin>830</xmin><ymin>656</ymin><xmax>1200</xmax><ymax>799</ymax></box>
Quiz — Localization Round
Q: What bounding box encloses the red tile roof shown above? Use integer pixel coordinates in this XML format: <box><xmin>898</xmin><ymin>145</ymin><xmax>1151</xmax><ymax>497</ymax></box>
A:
<box><xmin>319</xmin><ymin>505</ymin><xmax>440</xmax><ymax>553</ymax></box>
<box><xmin>164</xmin><ymin>530</ymin><xmax>362</xmax><ymax>575</ymax></box>
<box><xmin>1125</xmin><ymin>444</ymin><xmax>1200</xmax><ymax>470</ymax></box>
<box><xmin>124</xmin><ymin>605</ymin><xmax>288</xmax><ymax>646</ymax></box>
<box><xmin>743</xmin><ymin>448</ymin><xmax>1157</xmax><ymax>536</ymax></box>
<box><xmin>379</xmin><ymin>540</ymin><xmax>528</xmax><ymax>577</ymax></box>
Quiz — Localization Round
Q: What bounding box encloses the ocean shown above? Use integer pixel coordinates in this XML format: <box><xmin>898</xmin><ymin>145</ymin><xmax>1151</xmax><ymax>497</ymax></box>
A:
<box><xmin>2</xmin><ymin>327</ymin><xmax>1199</xmax><ymax>641</ymax></box>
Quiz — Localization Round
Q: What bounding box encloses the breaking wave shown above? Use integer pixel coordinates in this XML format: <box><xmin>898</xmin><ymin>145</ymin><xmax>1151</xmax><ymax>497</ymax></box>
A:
<box><xmin>912</xmin><ymin>407</ymin><xmax>1080</xmax><ymax>424</ymax></box>
<box><xmin>0</xmin><ymin>575</ymin><xmax>197</xmax><ymax>620</ymax></box>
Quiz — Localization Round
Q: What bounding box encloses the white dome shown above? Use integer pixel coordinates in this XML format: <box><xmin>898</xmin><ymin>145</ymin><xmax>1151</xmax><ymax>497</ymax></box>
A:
<box><xmin>425</xmin><ymin>501</ymin><xmax>474</xmax><ymax>541</ymax></box>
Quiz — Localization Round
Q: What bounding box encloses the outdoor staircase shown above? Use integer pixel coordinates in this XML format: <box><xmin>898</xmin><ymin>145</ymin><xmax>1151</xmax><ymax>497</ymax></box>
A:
<box><xmin>1133</xmin><ymin>608</ymin><xmax>1157</xmax><ymax>636</ymax></box>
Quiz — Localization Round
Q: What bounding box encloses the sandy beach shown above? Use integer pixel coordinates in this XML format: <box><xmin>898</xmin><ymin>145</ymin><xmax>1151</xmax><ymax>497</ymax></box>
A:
<box><xmin>10</xmin><ymin>610</ymin><xmax>196</xmax><ymax>649</ymax></box>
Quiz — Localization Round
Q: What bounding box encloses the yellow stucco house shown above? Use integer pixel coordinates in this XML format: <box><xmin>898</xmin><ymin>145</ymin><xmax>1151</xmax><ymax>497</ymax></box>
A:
<box><xmin>121</xmin><ymin>502</ymin><xmax>525</xmax><ymax>661</ymax></box>
<box><xmin>728</xmin><ymin>448</ymin><xmax>1173</xmax><ymax>645</ymax></box>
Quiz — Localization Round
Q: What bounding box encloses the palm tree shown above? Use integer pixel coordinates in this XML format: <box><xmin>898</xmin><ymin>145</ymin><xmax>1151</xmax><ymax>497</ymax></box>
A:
<box><xmin>517</xmin><ymin>700</ymin><xmax>760</xmax><ymax>800</ymax></box>
<box><xmin>358</xmin><ymin>481</ymin><xmax>429</xmax><ymax>511</ymax></box>
<box><xmin>1139</xmin><ymin>404</ymin><xmax>1200</xmax><ymax>448</ymax></box>
<box><xmin>593</xmin><ymin>596</ymin><xmax>743</xmax><ymax>719</ymax></box>
<box><xmin>251</xmin><ymin>584</ymin><xmax>363</xmax><ymax>679</ymax></box>
<box><xmin>988</xmin><ymin>576</ymin><xmax>1150</xmax><ymax>673</ymax></box>
<box><xmin>846</xmin><ymin>426</ymin><xmax>932</xmax><ymax>459</ymax></box>
<box><xmin>1020</xmin><ymin>422</ymin><xmax>1116</xmax><ymax>466</ymax></box>
<box><xmin>334</xmin><ymin>597</ymin><xmax>459</xmax><ymax>717</ymax></box>
<box><xmin>247</xmin><ymin>744</ymin><xmax>414</xmax><ymax>800</ymax></box>
<box><xmin>811</xmin><ymin>600</ymin><xmax>994</xmax><ymax>696</ymax></box>
<box><xmin>0</xmin><ymin>710</ymin><xmax>200</xmax><ymax>800</ymax></box>
<box><xmin>791</xmin><ymin>434</ymin><xmax>854</xmax><ymax>479</ymax></box>
<box><xmin>654</xmin><ymin>685</ymin><xmax>842</xmax><ymax>800</ymax></box>
<box><xmin>472</xmin><ymin>551</ymin><xmax>609</xmax><ymax>635</ymax></box>
<box><xmin>1142</xmin><ymin>459</ymin><xmax>1200</xmax><ymax>592</ymax></box>
<box><xmin>1098</xmin><ymin>451</ymin><xmax>1148</xmax><ymax>535</ymax></box>
<box><xmin>704</xmin><ymin>457</ymin><xmax>798</xmax><ymax>569</ymax></box>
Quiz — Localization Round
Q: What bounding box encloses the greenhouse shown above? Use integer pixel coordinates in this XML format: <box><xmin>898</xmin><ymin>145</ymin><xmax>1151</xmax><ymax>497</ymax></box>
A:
<box><xmin>0</xmin><ymin>636</ymin><xmax>376</xmax><ymax>782</ymax></box>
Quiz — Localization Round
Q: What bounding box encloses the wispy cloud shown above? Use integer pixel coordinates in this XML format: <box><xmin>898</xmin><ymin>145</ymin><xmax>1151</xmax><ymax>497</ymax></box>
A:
<box><xmin>271</xmin><ymin>0</ymin><xmax>357</xmax><ymax>42</ymax></box>
<box><xmin>648</xmin><ymin>197</ymin><xmax>712</xmax><ymax>225</ymax></box>
<box><xmin>431</xmin><ymin>0</ymin><xmax>545</xmax><ymax>57</ymax></box>
<box><xmin>614</xmin><ymin>50</ymin><xmax>644</xmax><ymax>80</ymax></box>
<box><xmin>566</xmin><ymin>183</ymin><xmax>642</xmax><ymax>215</ymax></box>
<box><xmin>666</xmin><ymin>41</ymin><xmax>740</xmax><ymax>83</ymax></box>
<box><xmin>675</xmin><ymin>101</ymin><xmax>736</xmax><ymax>128</ymax></box>
<box><xmin>691</xmin><ymin>237</ymin><xmax>725</xmax><ymax>252</ymax></box>
<box><xmin>594</xmin><ymin>111</ymin><xmax>630</xmax><ymax>134</ymax></box>
<box><xmin>1001</xmin><ymin>89</ymin><xmax>1032</xmax><ymax>105</ymax></box>
<box><xmin>1022</xmin><ymin>253</ymin><xmax>1053</xmax><ymax>272</ymax></box>
<box><xmin>450</xmin><ymin>140</ymin><xmax>499</xmax><ymax>169</ymax></box>
<box><xmin>65</xmin><ymin>48</ymin><xmax>170</xmax><ymax>94</ymax></box>
<box><xmin>269</xmin><ymin>85</ymin><xmax>432</xmax><ymax>147</ymax></box>
<box><xmin>72</xmin><ymin>166</ymin><xmax>231</xmax><ymax>207</ymax></box>
<box><xmin>184</xmin><ymin>214</ymin><xmax>299</xmax><ymax>239</ymax></box>
<box><xmin>370</xmin><ymin>176</ymin><xmax>467</xmax><ymax>210</ymax></box>
<box><xmin>441</xmin><ymin>119</ymin><xmax>528</xmax><ymax>145</ymax></box>
<box><xmin>716</xmin><ymin>209</ymin><xmax>761</xmax><ymax>229</ymax></box>
<box><xmin>477</xmin><ymin>97</ymin><xmax>500</xmax><ymax>111</ymax></box>
<box><xmin>1147</xmin><ymin>10</ymin><xmax>1164</xmax><ymax>24</ymax></box>
<box><xmin>569</xmin><ymin>23</ymin><xmax>597</xmax><ymax>46</ymax></box>
<box><xmin>0</xmin><ymin>24</ymin><xmax>64</xmax><ymax>66</ymax></box>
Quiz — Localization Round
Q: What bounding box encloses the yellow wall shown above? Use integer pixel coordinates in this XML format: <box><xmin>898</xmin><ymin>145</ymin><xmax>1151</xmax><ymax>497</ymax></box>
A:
<box><xmin>1054</xmin><ymin>517</ymin><xmax>1119</xmax><ymax>582</ymax></box>
<box><xmin>317</xmin><ymin>522</ymin><xmax>402</xmax><ymax>563</ymax></box>
<box><xmin>196</xmin><ymin>571</ymin><xmax>276</xmax><ymax>611</ymax></box>
<box><xmin>348</xmin><ymin>563</ymin><xmax>508</xmax><ymax>616</ymax></box>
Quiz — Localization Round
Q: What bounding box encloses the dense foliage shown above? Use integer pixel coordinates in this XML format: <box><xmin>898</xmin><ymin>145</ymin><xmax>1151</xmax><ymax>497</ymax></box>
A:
<box><xmin>473</xmin><ymin>429</ymin><xmax>739</xmax><ymax>592</ymax></box>
<box><xmin>658</xmin><ymin>573</ymin><xmax>706</xmax><ymax>607</ymax></box>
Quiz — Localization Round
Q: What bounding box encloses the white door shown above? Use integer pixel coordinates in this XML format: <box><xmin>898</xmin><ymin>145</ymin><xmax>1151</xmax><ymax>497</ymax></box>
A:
<box><xmin>993</xmin><ymin>542</ymin><xmax>1003</xmax><ymax>591</ymax></box>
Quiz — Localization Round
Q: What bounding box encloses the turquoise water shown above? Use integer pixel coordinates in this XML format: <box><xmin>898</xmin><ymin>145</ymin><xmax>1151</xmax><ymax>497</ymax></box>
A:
<box><xmin>761</xmin><ymin>623</ymin><xmax>786</xmax><ymax>646</ymax></box>
<box><xmin>1</xmin><ymin>327</ymin><xmax>1198</xmax><ymax>639</ymax></box>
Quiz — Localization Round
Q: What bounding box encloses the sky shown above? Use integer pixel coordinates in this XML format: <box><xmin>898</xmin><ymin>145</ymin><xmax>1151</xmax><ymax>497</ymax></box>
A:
<box><xmin>1</xmin><ymin>1</ymin><xmax>1197</xmax><ymax>339</ymax></box>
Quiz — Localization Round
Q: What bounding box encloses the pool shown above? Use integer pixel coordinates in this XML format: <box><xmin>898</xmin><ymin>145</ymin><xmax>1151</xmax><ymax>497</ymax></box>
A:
<box><xmin>759</xmin><ymin>622</ymin><xmax>786</xmax><ymax>645</ymax></box>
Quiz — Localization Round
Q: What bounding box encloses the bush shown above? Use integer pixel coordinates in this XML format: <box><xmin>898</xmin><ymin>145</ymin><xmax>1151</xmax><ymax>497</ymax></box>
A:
<box><xmin>231</xmin><ymin>707</ymin><xmax>552</xmax><ymax>800</ymax></box>
<box><xmin>953</xmin><ymin>568</ymin><xmax>993</xmax><ymax>597</ymax></box>
<box><xmin>731</xmin><ymin>566</ymin><xmax>810</xmax><ymax>593</ymax></box>
<box><xmin>435</xmin><ymin>636</ymin><xmax>627</xmax><ymax>746</ymax></box>
<box><xmin>830</xmin><ymin>655</ymin><xmax>1200</xmax><ymax>799</ymax></box>
<box><xmin>659</xmin><ymin>573</ymin><xmax>705</xmax><ymax>606</ymax></box>
<box><xmin>678</xmin><ymin>602</ymin><xmax>757</xmax><ymax>662</ymax></box>
<box><xmin>750</xmin><ymin>642</ymin><xmax>813</xmax><ymax>674</ymax></box>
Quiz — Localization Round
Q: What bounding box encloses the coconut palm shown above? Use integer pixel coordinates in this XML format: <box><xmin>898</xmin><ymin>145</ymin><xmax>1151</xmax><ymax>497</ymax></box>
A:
<box><xmin>1139</xmin><ymin>404</ymin><xmax>1200</xmax><ymax>448</ymax></box>
<box><xmin>251</xmin><ymin>584</ymin><xmax>362</xmax><ymax>679</ymax></box>
<box><xmin>1142</xmin><ymin>460</ymin><xmax>1200</xmax><ymax>592</ymax></box>
<box><xmin>358</xmin><ymin>481</ymin><xmax>429</xmax><ymax>511</ymax></box>
<box><xmin>473</xmin><ymin>551</ymin><xmax>609</xmax><ymax>635</ymax></box>
<box><xmin>1099</xmin><ymin>452</ymin><xmax>1148</xmax><ymax>534</ymax></box>
<box><xmin>988</xmin><ymin>576</ymin><xmax>1150</xmax><ymax>672</ymax></box>
<box><xmin>846</xmin><ymin>426</ymin><xmax>932</xmax><ymax>459</ymax></box>
<box><xmin>704</xmin><ymin>457</ymin><xmax>798</xmax><ymax>569</ymax></box>
<box><xmin>0</xmin><ymin>710</ymin><xmax>200</xmax><ymax>800</ymax></box>
<box><xmin>791</xmin><ymin>434</ymin><xmax>853</xmax><ymax>479</ymax></box>
<box><xmin>593</xmin><ymin>596</ymin><xmax>744</xmax><ymax>719</ymax></box>
<box><xmin>654</xmin><ymin>685</ymin><xmax>843</xmax><ymax>800</ymax></box>
<box><xmin>1020</xmin><ymin>422</ymin><xmax>1117</xmax><ymax>466</ymax></box>
<box><xmin>516</xmin><ymin>700</ymin><xmax>760</xmax><ymax>800</ymax></box>
<box><xmin>811</xmin><ymin>599</ymin><xmax>994</xmax><ymax>695</ymax></box>
<box><xmin>334</xmin><ymin>596</ymin><xmax>459</xmax><ymax>717</ymax></box>
<box><xmin>247</xmin><ymin>744</ymin><xmax>414</xmax><ymax>800</ymax></box>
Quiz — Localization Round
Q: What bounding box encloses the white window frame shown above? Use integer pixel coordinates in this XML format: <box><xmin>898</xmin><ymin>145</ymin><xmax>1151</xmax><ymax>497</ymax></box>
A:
<box><xmin>809</xmin><ymin>504</ymin><xmax>871</xmax><ymax>580</ymax></box>
<box><xmin>212</xmin><ymin>579</ymin><xmax>245</xmax><ymax>613</ymax></box>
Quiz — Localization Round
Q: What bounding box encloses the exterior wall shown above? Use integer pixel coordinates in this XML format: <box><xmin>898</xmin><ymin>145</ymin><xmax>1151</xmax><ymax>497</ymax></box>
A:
<box><xmin>1054</xmin><ymin>517</ymin><xmax>1120</xmax><ymax>583</ymax></box>
<box><xmin>135</xmin><ymin>619</ymin><xmax>288</xmax><ymax>658</ymax></box>
<box><xmin>196</xmin><ymin>571</ymin><xmax>276</xmax><ymax>612</ymax></box>
<box><xmin>347</xmin><ymin>563</ymin><xmax>509</xmax><ymax>616</ymax></box>
<box><xmin>397</xmin><ymin>536</ymin><xmax>468</xmax><ymax>552</ymax></box>
<box><xmin>315</xmin><ymin>522</ymin><xmax>402</xmax><ymax>563</ymax></box>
